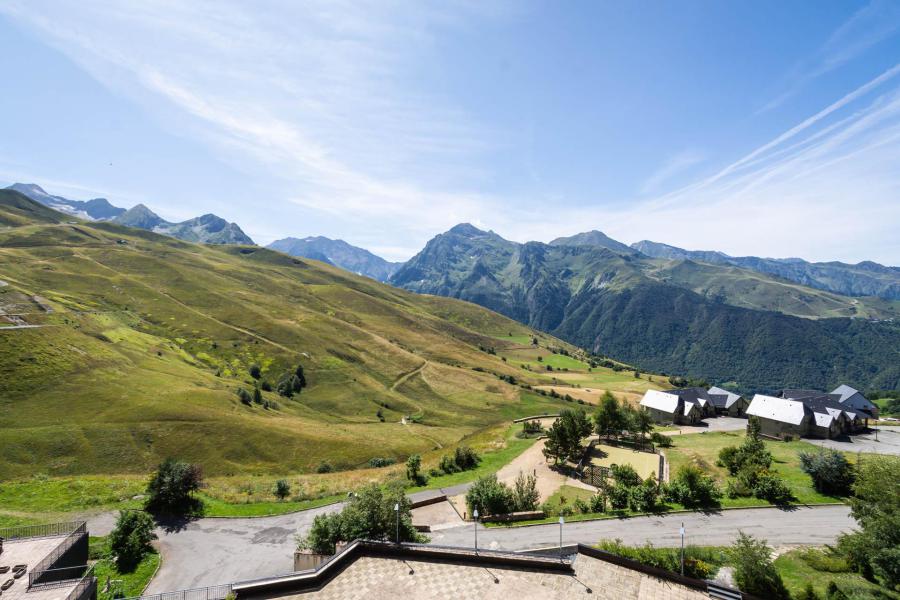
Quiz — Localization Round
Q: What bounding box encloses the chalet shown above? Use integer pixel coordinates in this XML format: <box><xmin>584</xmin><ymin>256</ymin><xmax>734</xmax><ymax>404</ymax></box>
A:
<box><xmin>639</xmin><ymin>389</ymin><xmax>701</xmax><ymax>425</ymax></box>
<box><xmin>831</xmin><ymin>384</ymin><xmax>879</xmax><ymax>423</ymax></box>
<box><xmin>707</xmin><ymin>386</ymin><xmax>748</xmax><ymax>417</ymax></box>
<box><xmin>746</xmin><ymin>394</ymin><xmax>811</xmax><ymax>439</ymax></box>
<box><xmin>660</xmin><ymin>388</ymin><xmax>716</xmax><ymax>418</ymax></box>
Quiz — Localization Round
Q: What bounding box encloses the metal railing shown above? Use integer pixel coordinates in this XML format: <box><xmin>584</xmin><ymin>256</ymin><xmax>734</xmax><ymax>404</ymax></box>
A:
<box><xmin>65</xmin><ymin>571</ymin><xmax>98</xmax><ymax>600</ymax></box>
<box><xmin>120</xmin><ymin>583</ymin><xmax>234</xmax><ymax>600</ymax></box>
<box><xmin>29</xmin><ymin>524</ymin><xmax>88</xmax><ymax>586</ymax></box>
<box><xmin>0</xmin><ymin>521</ymin><xmax>85</xmax><ymax>541</ymax></box>
<box><xmin>29</xmin><ymin>564</ymin><xmax>91</xmax><ymax>589</ymax></box>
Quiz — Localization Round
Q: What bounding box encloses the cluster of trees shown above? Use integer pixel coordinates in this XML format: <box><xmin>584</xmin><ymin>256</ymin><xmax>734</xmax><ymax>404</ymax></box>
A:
<box><xmin>542</xmin><ymin>408</ymin><xmax>592</xmax><ymax>464</ymax></box>
<box><xmin>368</xmin><ymin>457</ymin><xmax>396</xmax><ymax>468</ymax></box>
<box><xmin>520</xmin><ymin>419</ymin><xmax>544</xmax><ymax>437</ymax></box>
<box><xmin>236</xmin><ymin>385</ymin><xmax>279</xmax><ymax>410</ymax></box>
<box><xmin>437</xmin><ymin>446</ymin><xmax>480</xmax><ymax>475</ymax></box>
<box><xmin>300</xmin><ymin>484</ymin><xmax>427</xmax><ymax>554</ymax></box>
<box><xmin>594</xmin><ymin>392</ymin><xmax>653</xmax><ymax>443</ymax></box>
<box><xmin>465</xmin><ymin>472</ymin><xmax>539</xmax><ymax>516</ymax></box>
<box><xmin>273</xmin><ymin>364</ymin><xmax>307</xmax><ymax>398</ymax></box>
<box><xmin>718</xmin><ymin>417</ymin><xmax>793</xmax><ymax>504</ymax></box>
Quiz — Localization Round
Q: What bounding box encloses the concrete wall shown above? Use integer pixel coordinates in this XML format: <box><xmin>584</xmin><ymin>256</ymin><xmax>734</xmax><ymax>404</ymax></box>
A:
<box><xmin>758</xmin><ymin>417</ymin><xmax>806</xmax><ymax>440</ymax></box>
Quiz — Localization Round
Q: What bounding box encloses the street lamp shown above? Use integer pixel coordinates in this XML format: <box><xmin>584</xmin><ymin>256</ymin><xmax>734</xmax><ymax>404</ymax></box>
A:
<box><xmin>680</xmin><ymin>522</ymin><xmax>685</xmax><ymax>576</ymax></box>
<box><xmin>559</xmin><ymin>516</ymin><xmax>564</xmax><ymax>561</ymax></box>
<box><xmin>473</xmin><ymin>509</ymin><xmax>479</xmax><ymax>553</ymax></box>
<box><xmin>394</xmin><ymin>502</ymin><xmax>400</xmax><ymax>545</ymax></box>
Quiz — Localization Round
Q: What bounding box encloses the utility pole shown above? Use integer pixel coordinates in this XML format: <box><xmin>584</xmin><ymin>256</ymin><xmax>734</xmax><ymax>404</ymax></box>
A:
<box><xmin>473</xmin><ymin>509</ymin><xmax>479</xmax><ymax>553</ymax></box>
<box><xmin>680</xmin><ymin>522</ymin><xmax>685</xmax><ymax>576</ymax></box>
<box><xmin>394</xmin><ymin>502</ymin><xmax>400</xmax><ymax>545</ymax></box>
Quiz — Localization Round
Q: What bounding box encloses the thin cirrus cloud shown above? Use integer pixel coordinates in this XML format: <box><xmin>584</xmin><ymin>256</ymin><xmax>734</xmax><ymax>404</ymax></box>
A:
<box><xmin>757</xmin><ymin>0</ymin><xmax>900</xmax><ymax>114</ymax></box>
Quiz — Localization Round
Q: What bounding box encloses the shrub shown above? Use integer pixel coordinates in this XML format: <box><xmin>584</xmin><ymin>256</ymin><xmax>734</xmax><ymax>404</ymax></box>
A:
<box><xmin>665</xmin><ymin>465</ymin><xmax>722</xmax><ymax>508</ymax></box>
<box><xmin>316</xmin><ymin>461</ymin><xmax>334</xmax><ymax>474</ymax></box>
<box><xmin>466</xmin><ymin>475</ymin><xmax>514</xmax><ymax>516</ymax></box>
<box><xmin>109</xmin><ymin>510</ymin><xmax>156</xmax><ymax>571</ymax></box>
<box><xmin>260</xmin><ymin>380</ymin><xmax>272</xmax><ymax>392</ymax></box>
<box><xmin>650</xmin><ymin>431</ymin><xmax>673</xmax><ymax>447</ymax></box>
<box><xmin>237</xmin><ymin>388</ymin><xmax>253</xmax><ymax>406</ymax></box>
<box><xmin>728</xmin><ymin>532</ymin><xmax>790</xmax><ymax>600</ymax></box>
<box><xmin>798</xmin><ymin>548</ymin><xmax>850</xmax><ymax>573</ymax></box>
<box><xmin>798</xmin><ymin>449</ymin><xmax>855</xmax><ymax>496</ymax></box>
<box><xmin>588</xmin><ymin>493</ymin><xmax>606</xmax><ymax>513</ymax></box>
<box><xmin>453</xmin><ymin>446</ymin><xmax>480</xmax><ymax>470</ymax></box>
<box><xmin>608</xmin><ymin>484</ymin><xmax>630</xmax><ymax>510</ymax></box>
<box><xmin>795</xmin><ymin>582</ymin><xmax>820</xmax><ymax>600</ymax></box>
<box><xmin>249</xmin><ymin>364</ymin><xmax>261</xmax><ymax>379</ymax></box>
<box><xmin>145</xmin><ymin>458</ymin><xmax>203</xmax><ymax>515</ymax></box>
<box><xmin>512</xmin><ymin>471</ymin><xmax>539</xmax><ymax>512</ymax></box>
<box><xmin>573</xmin><ymin>498</ymin><xmax>589</xmax><ymax>514</ymax></box>
<box><xmin>750</xmin><ymin>470</ymin><xmax>793</xmax><ymax>504</ymax></box>
<box><xmin>596</xmin><ymin>540</ymin><xmax>723</xmax><ymax>580</ymax></box>
<box><xmin>252</xmin><ymin>386</ymin><xmax>263</xmax><ymax>405</ymax></box>
<box><xmin>368</xmin><ymin>457</ymin><xmax>395</xmax><ymax>468</ymax></box>
<box><xmin>628</xmin><ymin>478</ymin><xmax>659</xmax><ymax>512</ymax></box>
<box><xmin>274</xmin><ymin>479</ymin><xmax>291</xmax><ymax>501</ymax></box>
<box><xmin>610</xmin><ymin>464</ymin><xmax>641</xmax><ymax>488</ymax></box>
<box><xmin>300</xmin><ymin>483</ymin><xmax>426</xmax><ymax>554</ymax></box>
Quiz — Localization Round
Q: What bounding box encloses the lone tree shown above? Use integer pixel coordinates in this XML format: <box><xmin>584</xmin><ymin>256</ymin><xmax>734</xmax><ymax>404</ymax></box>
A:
<box><xmin>798</xmin><ymin>448</ymin><xmax>855</xmax><ymax>496</ymax></box>
<box><xmin>406</xmin><ymin>454</ymin><xmax>423</xmax><ymax>484</ymax></box>
<box><xmin>109</xmin><ymin>510</ymin><xmax>156</xmax><ymax>571</ymax></box>
<box><xmin>274</xmin><ymin>479</ymin><xmax>291</xmax><ymax>501</ymax></box>
<box><xmin>594</xmin><ymin>392</ymin><xmax>624</xmax><ymax>440</ymax></box>
<box><xmin>300</xmin><ymin>483</ymin><xmax>426</xmax><ymax>554</ymax></box>
<box><xmin>727</xmin><ymin>532</ymin><xmax>790</xmax><ymax>600</ymax></box>
<box><xmin>543</xmin><ymin>408</ymin><xmax>592</xmax><ymax>465</ymax></box>
<box><xmin>145</xmin><ymin>458</ymin><xmax>203</xmax><ymax>515</ymax></box>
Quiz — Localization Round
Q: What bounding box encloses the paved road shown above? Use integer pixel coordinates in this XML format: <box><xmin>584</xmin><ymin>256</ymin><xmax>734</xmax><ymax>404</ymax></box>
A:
<box><xmin>803</xmin><ymin>427</ymin><xmax>900</xmax><ymax>456</ymax></box>
<box><xmin>430</xmin><ymin>505</ymin><xmax>855</xmax><ymax>551</ymax></box>
<box><xmin>136</xmin><ymin>504</ymin><xmax>853</xmax><ymax>593</ymax></box>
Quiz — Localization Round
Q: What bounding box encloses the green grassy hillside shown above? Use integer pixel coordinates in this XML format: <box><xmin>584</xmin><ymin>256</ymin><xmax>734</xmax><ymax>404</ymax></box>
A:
<box><xmin>0</xmin><ymin>192</ymin><xmax>577</xmax><ymax>478</ymax></box>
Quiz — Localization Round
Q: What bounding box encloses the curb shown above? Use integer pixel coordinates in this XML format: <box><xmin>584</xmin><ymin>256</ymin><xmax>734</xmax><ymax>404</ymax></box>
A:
<box><xmin>484</xmin><ymin>502</ymin><xmax>849</xmax><ymax>529</ymax></box>
<box><xmin>141</xmin><ymin>549</ymin><xmax>163</xmax><ymax>595</ymax></box>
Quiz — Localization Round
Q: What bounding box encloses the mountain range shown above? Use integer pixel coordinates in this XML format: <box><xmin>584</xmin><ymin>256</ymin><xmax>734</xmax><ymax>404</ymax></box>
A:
<box><xmin>5</xmin><ymin>183</ymin><xmax>253</xmax><ymax>245</ymax></box>
<box><xmin>389</xmin><ymin>224</ymin><xmax>900</xmax><ymax>392</ymax></box>
<box><xmin>267</xmin><ymin>236</ymin><xmax>402</xmax><ymax>282</ymax></box>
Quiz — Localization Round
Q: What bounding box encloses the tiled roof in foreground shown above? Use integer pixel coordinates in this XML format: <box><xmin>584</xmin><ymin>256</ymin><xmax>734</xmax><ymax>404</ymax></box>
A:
<box><xmin>230</xmin><ymin>541</ymin><xmax>757</xmax><ymax>600</ymax></box>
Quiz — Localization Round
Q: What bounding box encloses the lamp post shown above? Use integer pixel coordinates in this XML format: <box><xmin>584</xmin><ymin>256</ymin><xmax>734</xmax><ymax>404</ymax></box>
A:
<box><xmin>473</xmin><ymin>509</ymin><xmax>479</xmax><ymax>553</ymax></box>
<box><xmin>680</xmin><ymin>522</ymin><xmax>685</xmax><ymax>576</ymax></box>
<box><xmin>394</xmin><ymin>502</ymin><xmax>400</xmax><ymax>545</ymax></box>
<box><xmin>559</xmin><ymin>516</ymin><xmax>564</xmax><ymax>561</ymax></box>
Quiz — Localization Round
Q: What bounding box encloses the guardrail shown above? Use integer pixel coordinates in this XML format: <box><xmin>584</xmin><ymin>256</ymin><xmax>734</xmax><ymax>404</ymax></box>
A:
<box><xmin>65</xmin><ymin>570</ymin><xmax>98</xmax><ymax>600</ymax></box>
<box><xmin>28</xmin><ymin>523</ymin><xmax>88</xmax><ymax>587</ymax></box>
<box><xmin>119</xmin><ymin>583</ymin><xmax>234</xmax><ymax>600</ymax></box>
<box><xmin>0</xmin><ymin>521</ymin><xmax>85</xmax><ymax>541</ymax></box>
<box><xmin>29</xmin><ymin>564</ymin><xmax>91</xmax><ymax>589</ymax></box>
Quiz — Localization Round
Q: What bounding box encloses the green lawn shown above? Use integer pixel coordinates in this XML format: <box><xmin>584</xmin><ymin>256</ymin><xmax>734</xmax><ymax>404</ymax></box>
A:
<box><xmin>774</xmin><ymin>548</ymin><xmax>899</xmax><ymax>599</ymax></box>
<box><xmin>92</xmin><ymin>551</ymin><xmax>160</xmax><ymax>600</ymax></box>
<box><xmin>665</xmin><ymin>431</ymin><xmax>850</xmax><ymax>507</ymax></box>
<box><xmin>197</xmin><ymin>493</ymin><xmax>343</xmax><ymax>517</ymax></box>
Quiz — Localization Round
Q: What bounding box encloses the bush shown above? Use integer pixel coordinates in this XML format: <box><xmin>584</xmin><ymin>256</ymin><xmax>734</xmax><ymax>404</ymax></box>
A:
<box><xmin>610</xmin><ymin>464</ymin><xmax>641</xmax><ymax>488</ymax></box>
<box><xmin>237</xmin><ymin>388</ymin><xmax>253</xmax><ymax>406</ymax></box>
<box><xmin>274</xmin><ymin>479</ymin><xmax>290</xmax><ymax>501</ymax></box>
<box><xmin>588</xmin><ymin>493</ymin><xmax>606</xmax><ymax>513</ymax></box>
<box><xmin>522</xmin><ymin>420</ymin><xmax>543</xmax><ymax>435</ymax></box>
<box><xmin>750</xmin><ymin>470</ymin><xmax>793</xmax><ymax>504</ymax></box>
<box><xmin>252</xmin><ymin>386</ymin><xmax>263</xmax><ymax>405</ymax></box>
<box><xmin>798</xmin><ymin>449</ymin><xmax>855</xmax><ymax>496</ymax></box>
<box><xmin>406</xmin><ymin>454</ymin><xmax>424</xmax><ymax>484</ymax></box>
<box><xmin>572</xmin><ymin>498</ymin><xmax>589</xmax><ymax>514</ymax></box>
<box><xmin>465</xmin><ymin>475</ymin><xmax>514</xmax><ymax>516</ymax></box>
<box><xmin>650</xmin><ymin>431</ymin><xmax>673</xmax><ymax>447</ymax></box>
<box><xmin>249</xmin><ymin>364</ymin><xmax>261</xmax><ymax>379</ymax></box>
<box><xmin>608</xmin><ymin>484</ymin><xmax>630</xmax><ymax>510</ymax></box>
<box><xmin>316</xmin><ymin>461</ymin><xmax>334</xmax><ymax>474</ymax></box>
<box><xmin>368</xmin><ymin>457</ymin><xmax>395</xmax><ymax>468</ymax></box>
<box><xmin>109</xmin><ymin>510</ymin><xmax>155</xmax><ymax>571</ymax></box>
<box><xmin>512</xmin><ymin>471</ymin><xmax>539</xmax><ymax>512</ymax></box>
<box><xmin>439</xmin><ymin>454</ymin><xmax>459</xmax><ymax>474</ymax></box>
<box><xmin>596</xmin><ymin>540</ymin><xmax>722</xmax><ymax>580</ymax></box>
<box><xmin>300</xmin><ymin>483</ymin><xmax>426</xmax><ymax>554</ymax></box>
<box><xmin>628</xmin><ymin>478</ymin><xmax>659</xmax><ymax>512</ymax></box>
<box><xmin>145</xmin><ymin>459</ymin><xmax>203</xmax><ymax>515</ymax></box>
<box><xmin>260</xmin><ymin>380</ymin><xmax>272</xmax><ymax>392</ymax></box>
<box><xmin>665</xmin><ymin>465</ymin><xmax>722</xmax><ymax>508</ymax></box>
<box><xmin>728</xmin><ymin>532</ymin><xmax>790</xmax><ymax>599</ymax></box>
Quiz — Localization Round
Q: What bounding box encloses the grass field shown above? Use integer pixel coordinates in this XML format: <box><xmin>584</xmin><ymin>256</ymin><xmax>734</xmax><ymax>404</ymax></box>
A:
<box><xmin>665</xmin><ymin>432</ymin><xmax>850</xmax><ymax>506</ymax></box>
<box><xmin>0</xmin><ymin>196</ymin><xmax>578</xmax><ymax>482</ymax></box>
<box><xmin>589</xmin><ymin>444</ymin><xmax>660</xmax><ymax>480</ymax></box>
<box><xmin>774</xmin><ymin>548</ymin><xmax>900</xmax><ymax>599</ymax></box>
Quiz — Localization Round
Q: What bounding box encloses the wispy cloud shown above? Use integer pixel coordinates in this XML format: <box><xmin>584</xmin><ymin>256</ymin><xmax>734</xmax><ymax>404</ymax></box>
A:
<box><xmin>757</xmin><ymin>0</ymin><xmax>900</xmax><ymax>113</ymax></box>
<box><xmin>639</xmin><ymin>149</ymin><xmax>705</xmax><ymax>195</ymax></box>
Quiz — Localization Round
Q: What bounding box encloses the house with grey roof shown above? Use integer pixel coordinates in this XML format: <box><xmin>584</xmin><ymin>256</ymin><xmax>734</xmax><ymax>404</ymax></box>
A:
<box><xmin>780</xmin><ymin>386</ymin><xmax>875</xmax><ymax>433</ymax></box>
<box><xmin>707</xmin><ymin>386</ymin><xmax>748</xmax><ymax>417</ymax></box>
<box><xmin>831</xmin><ymin>385</ymin><xmax>879</xmax><ymax>422</ymax></box>
<box><xmin>639</xmin><ymin>389</ymin><xmax>701</xmax><ymax>425</ymax></box>
<box><xmin>746</xmin><ymin>394</ymin><xmax>812</xmax><ymax>439</ymax></box>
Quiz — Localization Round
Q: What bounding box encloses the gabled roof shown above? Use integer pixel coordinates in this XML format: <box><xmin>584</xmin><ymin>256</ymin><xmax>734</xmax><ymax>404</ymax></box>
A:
<box><xmin>812</xmin><ymin>411</ymin><xmax>834</xmax><ymax>428</ymax></box>
<box><xmin>802</xmin><ymin>395</ymin><xmax>856</xmax><ymax>421</ymax></box>
<box><xmin>708</xmin><ymin>386</ymin><xmax>743</xmax><ymax>408</ymax></box>
<box><xmin>683</xmin><ymin>401</ymin><xmax>698</xmax><ymax>416</ymax></box>
<box><xmin>831</xmin><ymin>384</ymin><xmax>879</xmax><ymax>416</ymax></box>
<box><xmin>781</xmin><ymin>389</ymin><xmax>824</xmax><ymax>400</ymax></box>
<box><xmin>747</xmin><ymin>394</ymin><xmax>808</xmax><ymax>425</ymax></box>
<box><xmin>640</xmin><ymin>389</ymin><xmax>680</xmax><ymax>414</ymax></box>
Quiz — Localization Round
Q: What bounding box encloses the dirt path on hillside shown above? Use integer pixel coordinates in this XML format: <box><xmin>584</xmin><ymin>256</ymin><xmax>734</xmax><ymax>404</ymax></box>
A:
<box><xmin>391</xmin><ymin>360</ymin><xmax>428</xmax><ymax>392</ymax></box>
<box><xmin>494</xmin><ymin>439</ymin><xmax>595</xmax><ymax>501</ymax></box>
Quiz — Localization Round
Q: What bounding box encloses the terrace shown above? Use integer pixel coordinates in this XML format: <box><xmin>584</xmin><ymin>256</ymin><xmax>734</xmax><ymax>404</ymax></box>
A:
<box><xmin>0</xmin><ymin>523</ymin><xmax>95</xmax><ymax>600</ymax></box>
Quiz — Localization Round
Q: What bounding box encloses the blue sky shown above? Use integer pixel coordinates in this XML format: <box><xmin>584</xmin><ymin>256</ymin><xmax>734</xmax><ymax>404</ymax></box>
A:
<box><xmin>2</xmin><ymin>1</ymin><xmax>900</xmax><ymax>264</ymax></box>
